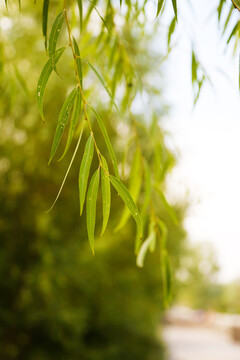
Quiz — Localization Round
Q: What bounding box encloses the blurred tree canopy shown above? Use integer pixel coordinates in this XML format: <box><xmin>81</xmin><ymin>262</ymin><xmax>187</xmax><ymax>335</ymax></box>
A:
<box><xmin>0</xmin><ymin>0</ymin><xmax>239</xmax><ymax>359</ymax></box>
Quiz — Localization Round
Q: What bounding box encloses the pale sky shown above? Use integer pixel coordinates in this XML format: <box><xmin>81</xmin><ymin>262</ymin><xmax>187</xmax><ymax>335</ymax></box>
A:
<box><xmin>162</xmin><ymin>0</ymin><xmax>240</xmax><ymax>283</ymax></box>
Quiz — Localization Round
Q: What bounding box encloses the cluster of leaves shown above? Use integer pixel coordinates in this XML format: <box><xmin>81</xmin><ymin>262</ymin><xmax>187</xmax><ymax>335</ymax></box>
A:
<box><xmin>3</xmin><ymin>0</ymin><xmax>238</xmax><ymax>305</ymax></box>
<box><xmin>218</xmin><ymin>0</ymin><xmax>240</xmax><ymax>49</ymax></box>
<box><xmin>217</xmin><ymin>0</ymin><xmax>240</xmax><ymax>88</ymax></box>
<box><xmin>23</xmin><ymin>0</ymin><xmax>182</xmax><ymax>306</ymax></box>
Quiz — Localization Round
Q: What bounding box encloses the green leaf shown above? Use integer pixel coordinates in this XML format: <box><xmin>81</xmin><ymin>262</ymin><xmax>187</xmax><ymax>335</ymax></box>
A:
<box><xmin>37</xmin><ymin>47</ymin><xmax>65</xmax><ymax>121</ymax></box>
<box><xmin>110</xmin><ymin>175</ymin><xmax>142</xmax><ymax>239</ymax></box>
<box><xmin>87</xmin><ymin>169</ymin><xmax>100</xmax><ymax>254</ymax></box>
<box><xmin>59</xmin><ymin>88</ymin><xmax>82</xmax><ymax>161</ymax></box>
<box><xmin>76</xmin><ymin>0</ymin><xmax>83</xmax><ymax>32</ymax></box>
<box><xmin>73</xmin><ymin>37</ymin><xmax>83</xmax><ymax>87</ymax></box>
<box><xmin>115</xmin><ymin>148</ymin><xmax>142</xmax><ymax>232</ymax></box>
<box><xmin>191</xmin><ymin>50</ymin><xmax>198</xmax><ymax>84</ymax></box>
<box><xmin>136</xmin><ymin>232</ymin><xmax>155</xmax><ymax>268</ymax></box>
<box><xmin>46</xmin><ymin>120</ymin><xmax>85</xmax><ymax>213</ymax></box>
<box><xmin>83</xmin><ymin>59</ymin><xmax>119</xmax><ymax>112</ymax></box>
<box><xmin>222</xmin><ymin>5</ymin><xmax>234</xmax><ymax>35</ymax></box>
<box><xmin>155</xmin><ymin>188</ymin><xmax>178</xmax><ymax>225</ymax></box>
<box><xmin>171</xmin><ymin>0</ymin><xmax>178</xmax><ymax>21</ymax></box>
<box><xmin>194</xmin><ymin>76</ymin><xmax>204</xmax><ymax>105</ymax></box>
<box><xmin>49</xmin><ymin>11</ymin><xmax>65</xmax><ymax>73</ymax></box>
<box><xmin>42</xmin><ymin>0</ymin><xmax>49</xmax><ymax>50</ymax></box>
<box><xmin>227</xmin><ymin>21</ymin><xmax>240</xmax><ymax>44</ymax></box>
<box><xmin>79</xmin><ymin>135</ymin><xmax>95</xmax><ymax>214</ymax></box>
<box><xmin>49</xmin><ymin>87</ymin><xmax>78</xmax><ymax>164</ymax></box>
<box><xmin>168</xmin><ymin>17</ymin><xmax>176</xmax><ymax>48</ymax></box>
<box><xmin>101</xmin><ymin>156</ymin><xmax>111</xmax><ymax>235</ymax></box>
<box><xmin>218</xmin><ymin>0</ymin><xmax>225</xmax><ymax>21</ymax></box>
<box><xmin>156</xmin><ymin>0</ymin><xmax>165</xmax><ymax>18</ymax></box>
<box><xmin>89</xmin><ymin>106</ymin><xmax>119</xmax><ymax>179</ymax></box>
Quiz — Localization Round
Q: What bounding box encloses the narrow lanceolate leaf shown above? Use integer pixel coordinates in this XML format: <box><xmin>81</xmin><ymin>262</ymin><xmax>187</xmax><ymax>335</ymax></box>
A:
<box><xmin>101</xmin><ymin>156</ymin><xmax>111</xmax><ymax>236</ymax></box>
<box><xmin>37</xmin><ymin>47</ymin><xmax>65</xmax><ymax>121</ymax></box>
<box><xmin>89</xmin><ymin>106</ymin><xmax>119</xmax><ymax>179</ymax></box>
<box><xmin>171</xmin><ymin>0</ymin><xmax>178</xmax><ymax>21</ymax></box>
<box><xmin>191</xmin><ymin>50</ymin><xmax>197</xmax><ymax>85</ymax></box>
<box><xmin>227</xmin><ymin>21</ymin><xmax>240</xmax><ymax>44</ymax></box>
<box><xmin>76</xmin><ymin>0</ymin><xmax>83</xmax><ymax>32</ymax></box>
<box><xmin>79</xmin><ymin>135</ymin><xmax>94</xmax><ymax>214</ymax></box>
<box><xmin>115</xmin><ymin>149</ymin><xmax>142</xmax><ymax>232</ymax></box>
<box><xmin>156</xmin><ymin>188</ymin><xmax>178</xmax><ymax>225</ymax></box>
<box><xmin>59</xmin><ymin>88</ymin><xmax>82</xmax><ymax>161</ymax></box>
<box><xmin>110</xmin><ymin>175</ymin><xmax>142</xmax><ymax>239</ymax></box>
<box><xmin>168</xmin><ymin>17</ymin><xmax>176</xmax><ymax>48</ymax></box>
<box><xmin>218</xmin><ymin>0</ymin><xmax>225</xmax><ymax>21</ymax></box>
<box><xmin>46</xmin><ymin>120</ymin><xmax>85</xmax><ymax>213</ymax></box>
<box><xmin>42</xmin><ymin>0</ymin><xmax>49</xmax><ymax>50</ymax></box>
<box><xmin>73</xmin><ymin>37</ymin><xmax>83</xmax><ymax>87</ymax></box>
<box><xmin>49</xmin><ymin>11</ymin><xmax>65</xmax><ymax>73</ymax></box>
<box><xmin>87</xmin><ymin>169</ymin><xmax>100</xmax><ymax>254</ymax></box>
<box><xmin>156</xmin><ymin>0</ymin><xmax>165</xmax><ymax>18</ymax></box>
<box><xmin>83</xmin><ymin>59</ymin><xmax>119</xmax><ymax>112</ymax></box>
<box><xmin>136</xmin><ymin>232</ymin><xmax>155</xmax><ymax>268</ymax></box>
<box><xmin>222</xmin><ymin>5</ymin><xmax>234</xmax><ymax>35</ymax></box>
<box><xmin>49</xmin><ymin>87</ymin><xmax>78</xmax><ymax>164</ymax></box>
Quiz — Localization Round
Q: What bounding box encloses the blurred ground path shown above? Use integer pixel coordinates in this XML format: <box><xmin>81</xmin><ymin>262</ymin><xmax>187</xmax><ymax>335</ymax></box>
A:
<box><xmin>163</xmin><ymin>325</ymin><xmax>240</xmax><ymax>360</ymax></box>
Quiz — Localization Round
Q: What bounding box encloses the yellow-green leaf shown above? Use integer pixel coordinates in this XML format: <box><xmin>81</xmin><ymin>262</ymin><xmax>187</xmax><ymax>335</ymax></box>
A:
<box><xmin>87</xmin><ymin>168</ymin><xmax>100</xmax><ymax>254</ymax></box>
<box><xmin>115</xmin><ymin>148</ymin><xmax>142</xmax><ymax>232</ymax></box>
<box><xmin>156</xmin><ymin>0</ymin><xmax>165</xmax><ymax>18</ymax></box>
<box><xmin>59</xmin><ymin>88</ymin><xmax>82</xmax><ymax>161</ymax></box>
<box><xmin>73</xmin><ymin>36</ymin><xmax>83</xmax><ymax>87</ymax></box>
<box><xmin>110</xmin><ymin>175</ymin><xmax>142</xmax><ymax>239</ymax></box>
<box><xmin>89</xmin><ymin>106</ymin><xmax>119</xmax><ymax>179</ymax></box>
<box><xmin>171</xmin><ymin>0</ymin><xmax>178</xmax><ymax>21</ymax></box>
<box><xmin>167</xmin><ymin>17</ymin><xmax>176</xmax><ymax>48</ymax></box>
<box><xmin>37</xmin><ymin>47</ymin><xmax>65</xmax><ymax>121</ymax></box>
<box><xmin>42</xmin><ymin>0</ymin><xmax>49</xmax><ymax>50</ymax></box>
<box><xmin>101</xmin><ymin>156</ymin><xmax>111</xmax><ymax>236</ymax></box>
<box><xmin>49</xmin><ymin>87</ymin><xmax>78</xmax><ymax>164</ymax></box>
<box><xmin>76</xmin><ymin>0</ymin><xmax>83</xmax><ymax>32</ymax></box>
<box><xmin>136</xmin><ymin>232</ymin><xmax>155</xmax><ymax>268</ymax></box>
<box><xmin>49</xmin><ymin>11</ymin><xmax>65</xmax><ymax>73</ymax></box>
<box><xmin>79</xmin><ymin>135</ymin><xmax>94</xmax><ymax>214</ymax></box>
<box><xmin>46</xmin><ymin>120</ymin><xmax>85</xmax><ymax>213</ymax></box>
<box><xmin>191</xmin><ymin>50</ymin><xmax>197</xmax><ymax>85</ymax></box>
